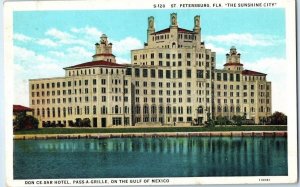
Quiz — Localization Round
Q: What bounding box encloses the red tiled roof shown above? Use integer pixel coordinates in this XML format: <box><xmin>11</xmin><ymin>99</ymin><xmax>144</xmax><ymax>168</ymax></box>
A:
<box><xmin>151</xmin><ymin>27</ymin><xmax>194</xmax><ymax>35</ymax></box>
<box><xmin>242</xmin><ymin>70</ymin><xmax>266</xmax><ymax>76</ymax></box>
<box><xmin>13</xmin><ymin>105</ymin><xmax>32</xmax><ymax>112</ymax></box>
<box><xmin>64</xmin><ymin>60</ymin><xmax>125</xmax><ymax>69</ymax></box>
<box><xmin>224</xmin><ymin>63</ymin><xmax>244</xmax><ymax>66</ymax></box>
<box><xmin>92</xmin><ymin>53</ymin><xmax>115</xmax><ymax>57</ymax></box>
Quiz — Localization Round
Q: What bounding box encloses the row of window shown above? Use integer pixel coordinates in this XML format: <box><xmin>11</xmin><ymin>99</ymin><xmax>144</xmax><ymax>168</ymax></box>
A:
<box><xmin>135</xmin><ymin>116</ymin><xmax>193</xmax><ymax>123</ymax></box>
<box><xmin>68</xmin><ymin>68</ymin><xmax>125</xmax><ymax>76</ymax></box>
<box><xmin>132</xmin><ymin>68</ymin><xmax>210</xmax><ymax>79</ymax></box>
<box><xmin>215</xmin><ymin>106</ymin><xmax>270</xmax><ymax>113</ymax></box>
<box><xmin>31</xmin><ymin>87</ymin><xmax>129</xmax><ymax>97</ymax></box>
<box><xmin>32</xmin><ymin>95</ymin><xmax>129</xmax><ymax>105</ymax></box>
<box><xmin>216</xmin><ymin>98</ymin><xmax>270</xmax><ymax>104</ymax></box>
<box><xmin>134</xmin><ymin>105</ymin><xmax>194</xmax><ymax>115</ymax></box>
<box><xmin>134</xmin><ymin>52</ymin><xmax>211</xmax><ymax>61</ymax></box>
<box><xmin>34</xmin><ymin>105</ymin><xmax>131</xmax><ymax>118</ymax></box>
<box><xmin>216</xmin><ymin>84</ymin><xmax>270</xmax><ymax>91</ymax></box>
<box><xmin>32</xmin><ymin>79</ymin><xmax>130</xmax><ymax>90</ymax></box>
<box><xmin>135</xmin><ymin>97</ymin><xmax>202</xmax><ymax>103</ymax></box>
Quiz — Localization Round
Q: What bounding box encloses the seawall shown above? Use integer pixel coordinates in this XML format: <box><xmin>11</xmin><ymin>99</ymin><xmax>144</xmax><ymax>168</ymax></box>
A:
<box><xmin>13</xmin><ymin>131</ymin><xmax>287</xmax><ymax>140</ymax></box>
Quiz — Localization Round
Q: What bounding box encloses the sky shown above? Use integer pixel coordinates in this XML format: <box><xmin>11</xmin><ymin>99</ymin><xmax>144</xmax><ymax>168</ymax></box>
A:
<box><xmin>13</xmin><ymin>9</ymin><xmax>287</xmax><ymax>114</ymax></box>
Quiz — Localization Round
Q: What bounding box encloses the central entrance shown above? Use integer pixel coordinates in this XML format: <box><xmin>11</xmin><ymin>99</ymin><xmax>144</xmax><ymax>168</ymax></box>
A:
<box><xmin>101</xmin><ymin>118</ymin><xmax>106</xmax><ymax>128</ymax></box>
<box><xmin>93</xmin><ymin>118</ymin><xmax>97</xmax><ymax>127</ymax></box>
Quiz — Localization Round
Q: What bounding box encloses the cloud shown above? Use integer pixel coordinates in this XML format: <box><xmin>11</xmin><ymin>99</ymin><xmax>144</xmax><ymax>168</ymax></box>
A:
<box><xmin>14</xmin><ymin>33</ymin><xmax>32</xmax><ymax>42</ymax></box>
<box><xmin>71</xmin><ymin>26</ymin><xmax>103</xmax><ymax>39</ymax></box>
<box><xmin>112</xmin><ymin>37</ymin><xmax>143</xmax><ymax>55</ymax></box>
<box><xmin>205</xmin><ymin>43</ymin><xmax>227</xmax><ymax>54</ymax></box>
<box><xmin>116</xmin><ymin>57</ymin><xmax>131</xmax><ymax>64</ymax></box>
<box><xmin>243</xmin><ymin>57</ymin><xmax>288</xmax><ymax>114</ymax></box>
<box><xmin>14</xmin><ymin>45</ymin><xmax>55</xmax><ymax>66</ymax></box>
<box><xmin>205</xmin><ymin>33</ymin><xmax>284</xmax><ymax>47</ymax></box>
<box><xmin>46</xmin><ymin>28</ymin><xmax>73</xmax><ymax>40</ymax></box>
<box><xmin>36</xmin><ymin>38</ymin><xmax>58</xmax><ymax>47</ymax></box>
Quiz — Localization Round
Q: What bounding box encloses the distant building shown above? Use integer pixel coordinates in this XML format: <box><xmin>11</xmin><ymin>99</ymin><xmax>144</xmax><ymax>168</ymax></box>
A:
<box><xmin>13</xmin><ymin>105</ymin><xmax>33</xmax><ymax>119</ymax></box>
<box><xmin>29</xmin><ymin>13</ymin><xmax>272</xmax><ymax>127</ymax></box>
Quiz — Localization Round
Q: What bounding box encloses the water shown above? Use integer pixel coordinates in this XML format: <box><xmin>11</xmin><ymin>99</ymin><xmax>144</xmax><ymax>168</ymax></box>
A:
<box><xmin>14</xmin><ymin>137</ymin><xmax>287</xmax><ymax>179</ymax></box>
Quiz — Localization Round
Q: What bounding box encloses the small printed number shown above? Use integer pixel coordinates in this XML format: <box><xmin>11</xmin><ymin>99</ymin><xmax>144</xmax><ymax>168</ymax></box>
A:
<box><xmin>153</xmin><ymin>4</ymin><xmax>165</xmax><ymax>8</ymax></box>
<box><xmin>259</xmin><ymin>179</ymin><xmax>270</xmax><ymax>182</ymax></box>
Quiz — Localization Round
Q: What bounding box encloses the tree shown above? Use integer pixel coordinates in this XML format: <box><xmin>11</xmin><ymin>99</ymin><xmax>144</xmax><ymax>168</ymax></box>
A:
<box><xmin>270</xmin><ymin>111</ymin><xmax>287</xmax><ymax>125</ymax></box>
<box><xmin>232</xmin><ymin>115</ymin><xmax>244</xmax><ymax>126</ymax></box>
<box><xmin>82</xmin><ymin>118</ymin><xmax>91</xmax><ymax>127</ymax></box>
<box><xmin>14</xmin><ymin>112</ymin><xmax>39</xmax><ymax>130</ymax></box>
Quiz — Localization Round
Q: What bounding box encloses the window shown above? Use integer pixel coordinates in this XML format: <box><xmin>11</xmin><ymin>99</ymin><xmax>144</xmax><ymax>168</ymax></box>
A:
<box><xmin>93</xmin><ymin>79</ymin><xmax>97</xmax><ymax>85</ymax></box>
<box><xmin>217</xmin><ymin>73</ymin><xmax>221</xmax><ymax>81</ymax></box>
<box><xmin>143</xmin><ymin>69</ymin><xmax>148</xmax><ymax>77</ymax></box>
<box><xmin>230</xmin><ymin>74</ymin><xmax>234</xmax><ymax>81</ymax></box>
<box><xmin>166</xmin><ymin>70</ymin><xmax>171</xmax><ymax>79</ymax></box>
<box><xmin>236</xmin><ymin>74</ymin><xmax>240</xmax><ymax>82</ymax></box>
<box><xmin>206</xmin><ymin>70</ymin><xmax>210</xmax><ymax>79</ymax></box>
<box><xmin>150</xmin><ymin>69</ymin><xmax>156</xmax><ymax>78</ymax></box>
<box><xmin>186</xmin><ymin>69</ymin><xmax>192</xmax><ymax>78</ymax></box>
<box><xmin>187</xmin><ymin>53</ymin><xmax>191</xmax><ymax>58</ymax></box>
<box><xmin>159</xmin><ymin>53</ymin><xmax>163</xmax><ymax>59</ymax></box>
<box><xmin>223</xmin><ymin>73</ymin><xmax>227</xmax><ymax>81</ymax></box>
<box><xmin>135</xmin><ymin>68</ymin><xmax>140</xmax><ymax>77</ymax></box>
<box><xmin>126</xmin><ymin>68</ymin><xmax>132</xmax><ymax>75</ymax></box>
<box><xmin>178</xmin><ymin>70</ymin><xmax>182</xmax><ymax>78</ymax></box>
<box><xmin>158</xmin><ymin>70</ymin><xmax>163</xmax><ymax>78</ymax></box>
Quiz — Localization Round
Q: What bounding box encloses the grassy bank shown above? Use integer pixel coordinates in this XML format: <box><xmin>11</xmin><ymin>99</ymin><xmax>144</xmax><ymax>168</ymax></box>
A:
<box><xmin>14</xmin><ymin>125</ymin><xmax>287</xmax><ymax>135</ymax></box>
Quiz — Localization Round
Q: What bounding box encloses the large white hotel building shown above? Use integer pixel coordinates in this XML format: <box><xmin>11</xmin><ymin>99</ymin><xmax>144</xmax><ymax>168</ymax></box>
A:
<box><xmin>29</xmin><ymin>13</ymin><xmax>272</xmax><ymax>128</ymax></box>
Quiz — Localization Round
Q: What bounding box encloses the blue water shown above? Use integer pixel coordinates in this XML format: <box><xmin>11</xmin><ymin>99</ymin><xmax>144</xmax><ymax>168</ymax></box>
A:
<box><xmin>14</xmin><ymin>137</ymin><xmax>287</xmax><ymax>179</ymax></box>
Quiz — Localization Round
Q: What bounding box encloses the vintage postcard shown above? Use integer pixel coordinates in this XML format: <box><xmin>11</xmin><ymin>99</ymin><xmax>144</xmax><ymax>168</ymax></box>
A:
<box><xmin>3</xmin><ymin>0</ymin><xmax>298</xmax><ymax>186</ymax></box>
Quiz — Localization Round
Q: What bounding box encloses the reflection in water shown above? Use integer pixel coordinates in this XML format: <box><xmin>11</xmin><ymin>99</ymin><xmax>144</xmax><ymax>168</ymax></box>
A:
<box><xmin>14</xmin><ymin>137</ymin><xmax>287</xmax><ymax>179</ymax></box>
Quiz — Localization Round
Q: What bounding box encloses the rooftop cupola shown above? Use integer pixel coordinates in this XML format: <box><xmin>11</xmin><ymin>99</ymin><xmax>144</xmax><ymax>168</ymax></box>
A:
<box><xmin>223</xmin><ymin>46</ymin><xmax>243</xmax><ymax>71</ymax></box>
<box><xmin>93</xmin><ymin>34</ymin><xmax>116</xmax><ymax>63</ymax></box>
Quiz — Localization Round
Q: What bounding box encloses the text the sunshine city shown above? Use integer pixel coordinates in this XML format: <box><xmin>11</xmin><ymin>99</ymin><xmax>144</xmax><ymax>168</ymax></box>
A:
<box><xmin>153</xmin><ymin>2</ymin><xmax>277</xmax><ymax>8</ymax></box>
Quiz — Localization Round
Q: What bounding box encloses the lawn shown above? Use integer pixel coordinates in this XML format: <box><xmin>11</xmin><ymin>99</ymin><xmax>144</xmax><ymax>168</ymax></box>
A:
<box><xmin>14</xmin><ymin>125</ymin><xmax>287</xmax><ymax>135</ymax></box>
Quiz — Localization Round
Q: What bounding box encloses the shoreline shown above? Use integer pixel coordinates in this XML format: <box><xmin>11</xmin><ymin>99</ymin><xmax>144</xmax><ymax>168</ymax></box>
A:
<box><xmin>14</xmin><ymin>131</ymin><xmax>287</xmax><ymax>140</ymax></box>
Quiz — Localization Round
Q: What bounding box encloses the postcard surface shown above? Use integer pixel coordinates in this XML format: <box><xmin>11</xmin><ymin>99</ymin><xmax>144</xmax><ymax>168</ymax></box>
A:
<box><xmin>3</xmin><ymin>0</ymin><xmax>298</xmax><ymax>186</ymax></box>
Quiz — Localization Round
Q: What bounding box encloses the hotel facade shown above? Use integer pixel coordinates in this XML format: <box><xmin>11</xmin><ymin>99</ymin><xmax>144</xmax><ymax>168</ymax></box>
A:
<box><xmin>29</xmin><ymin>13</ymin><xmax>272</xmax><ymax>128</ymax></box>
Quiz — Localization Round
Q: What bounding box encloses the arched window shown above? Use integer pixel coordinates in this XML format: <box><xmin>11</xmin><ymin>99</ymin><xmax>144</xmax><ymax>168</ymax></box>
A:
<box><xmin>198</xmin><ymin>106</ymin><xmax>203</xmax><ymax>114</ymax></box>
<box><xmin>37</xmin><ymin>108</ymin><xmax>40</xmax><ymax>116</ymax></box>
<box><xmin>57</xmin><ymin>107</ymin><xmax>61</xmax><ymax>117</ymax></box>
<box><xmin>63</xmin><ymin>107</ymin><xmax>66</xmax><ymax>117</ymax></box>
<box><xmin>224</xmin><ymin>106</ymin><xmax>228</xmax><ymax>113</ymax></box>
<box><xmin>47</xmin><ymin>108</ymin><xmax>50</xmax><ymax>117</ymax></box>
<box><xmin>93</xmin><ymin>105</ymin><xmax>96</xmax><ymax>115</ymax></box>
<box><xmin>166</xmin><ymin>106</ymin><xmax>171</xmax><ymax>114</ymax></box>
<box><xmin>136</xmin><ymin>105</ymin><xmax>140</xmax><ymax>114</ymax></box>
<box><xmin>151</xmin><ymin>105</ymin><xmax>156</xmax><ymax>114</ymax></box>
<box><xmin>159</xmin><ymin>106</ymin><xmax>164</xmax><ymax>114</ymax></box>
<box><xmin>143</xmin><ymin>105</ymin><xmax>149</xmax><ymax>114</ymax></box>
<box><xmin>115</xmin><ymin>105</ymin><xmax>119</xmax><ymax>114</ymax></box>
<box><xmin>218</xmin><ymin>106</ymin><xmax>221</xmax><ymax>112</ymax></box>
<box><xmin>236</xmin><ymin>106</ymin><xmax>240</xmax><ymax>113</ymax></box>
<box><xmin>230</xmin><ymin>106</ymin><xmax>234</xmax><ymax>113</ymax></box>
<box><xmin>77</xmin><ymin>106</ymin><xmax>80</xmax><ymax>115</ymax></box>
